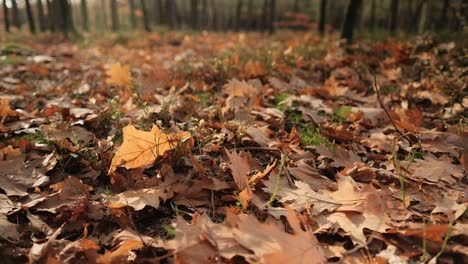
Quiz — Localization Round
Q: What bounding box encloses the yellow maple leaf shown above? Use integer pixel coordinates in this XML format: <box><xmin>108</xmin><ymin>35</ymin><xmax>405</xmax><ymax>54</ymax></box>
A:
<box><xmin>105</xmin><ymin>63</ymin><xmax>131</xmax><ymax>87</ymax></box>
<box><xmin>108</xmin><ymin>125</ymin><xmax>191</xmax><ymax>175</ymax></box>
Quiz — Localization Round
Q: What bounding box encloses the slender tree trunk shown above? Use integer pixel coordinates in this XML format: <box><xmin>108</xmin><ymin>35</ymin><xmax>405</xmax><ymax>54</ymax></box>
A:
<box><xmin>418</xmin><ymin>0</ymin><xmax>427</xmax><ymax>34</ymax></box>
<box><xmin>438</xmin><ymin>0</ymin><xmax>449</xmax><ymax>30</ymax></box>
<box><xmin>110</xmin><ymin>0</ymin><xmax>119</xmax><ymax>31</ymax></box>
<box><xmin>341</xmin><ymin>0</ymin><xmax>362</xmax><ymax>44</ymax></box>
<box><xmin>369</xmin><ymin>0</ymin><xmax>376</xmax><ymax>31</ymax></box>
<box><xmin>156</xmin><ymin>0</ymin><xmax>164</xmax><ymax>25</ymax></box>
<box><xmin>80</xmin><ymin>0</ymin><xmax>89</xmax><ymax>31</ymax></box>
<box><xmin>389</xmin><ymin>0</ymin><xmax>399</xmax><ymax>34</ymax></box>
<box><xmin>25</xmin><ymin>0</ymin><xmax>36</xmax><ymax>34</ymax></box>
<box><xmin>269</xmin><ymin>0</ymin><xmax>276</xmax><ymax>34</ymax></box>
<box><xmin>129</xmin><ymin>0</ymin><xmax>136</xmax><ymax>29</ymax></box>
<box><xmin>246</xmin><ymin>0</ymin><xmax>254</xmax><ymax>30</ymax></box>
<box><xmin>235</xmin><ymin>0</ymin><xmax>243</xmax><ymax>31</ymax></box>
<box><xmin>200</xmin><ymin>0</ymin><xmax>208</xmax><ymax>29</ymax></box>
<box><xmin>261</xmin><ymin>0</ymin><xmax>268</xmax><ymax>31</ymax></box>
<box><xmin>293</xmin><ymin>0</ymin><xmax>300</xmax><ymax>12</ymax></box>
<box><xmin>166</xmin><ymin>0</ymin><xmax>176</xmax><ymax>29</ymax></box>
<box><xmin>140</xmin><ymin>0</ymin><xmax>151</xmax><ymax>32</ymax></box>
<box><xmin>11</xmin><ymin>0</ymin><xmax>21</xmax><ymax>29</ymax></box>
<box><xmin>56</xmin><ymin>0</ymin><xmax>75</xmax><ymax>36</ymax></box>
<box><xmin>37</xmin><ymin>0</ymin><xmax>47</xmax><ymax>32</ymax></box>
<box><xmin>190</xmin><ymin>0</ymin><xmax>198</xmax><ymax>29</ymax></box>
<box><xmin>173</xmin><ymin>0</ymin><xmax>181</xmax><ymax>29</ymax></box>
<box><xmin>46</xmin><ymin>0</ymin><xmax>55</xmax><ymax>32</ymax></box>
<box><xmin>319</xmin><ymin>0</ymin><xmax>327</xmax><ymax>35</ymax></box>
<box><xmin>2</xmin><ymin>0</ymin><xmax>9</xmax><ymax>32</ymax></box>
<box><xmin>210</xmin><ymin>0</ymin><xmax>218</xmax><ymax>30</ymax></box>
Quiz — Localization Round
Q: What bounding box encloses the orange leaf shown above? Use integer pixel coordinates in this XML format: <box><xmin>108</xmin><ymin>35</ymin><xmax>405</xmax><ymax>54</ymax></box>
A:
<box><xmin>97</xmin><ymin>240</ymin><xmax>143</xmax><ymax>264</ymax></box>
<box><xmin>106</xmin><ymin>63</ymin><xmax>131</xmax><ymax>87</ymax></box>
<box><xmin>108</xmin><ymin>125</ymin><xmax>191</xmax><ymax>175</ymax></box>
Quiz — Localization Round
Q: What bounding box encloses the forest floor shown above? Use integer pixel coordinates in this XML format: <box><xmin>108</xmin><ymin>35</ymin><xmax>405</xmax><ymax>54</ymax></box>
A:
<box><xmin>0</xmin><ymin>31</ymin><xmax>467</xmax><ymax>263</ymax></box>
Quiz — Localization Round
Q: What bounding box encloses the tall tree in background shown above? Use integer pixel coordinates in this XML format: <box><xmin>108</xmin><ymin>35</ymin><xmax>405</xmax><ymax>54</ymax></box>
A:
<box><xmin>46</xmin><ymin>0</ymin><xmax>55</xmax><ymax>31</ymax></box>
<box><xmin>246</xmin><ymin>0</ymin><xmax>254</xmax><ymax>30</ymax></box>
<box><xmin>129</xmin><ymin>0</ymin><xmax>137</xmax><ymax>29</ymax></box>
<box><xmin>37</xmin><ymin>0</ymin><xmax>47</xmax><ymax>32</ymax></box>
<box><xmin>81</xmin><ymin>0</ymin><xmax>89</xmax><ymax>31</ymax></box>
<box><xmin>261</xmin><ymin>0</ymin><xmax>268</xmax><ymax>31</ymax></box>
<box><xmin>438</xmin><ymin>0</ymin><xmax>450</xmax><ymax>30</ymax></box>
<box><xmin>318</xmin><ymin>0</ymin><xmax>327</xmax><ymax>35</ymax></box>
<box><xmin>190</xmin><ymin>0</ymin><xmax>199</xmax><ymax>29</ymax></box>
<box><xmin>389</xmin><ymin>0</ymin><xmax>399</xmax><ymax>34</ymax></box>
<box><xmin>2</xmin><ymin>0</ymin><xmax>9</xmax><ymax>32</ymax></box>
<box><xmin>235</xmin><ymin>0</ymin><xmax>243</xmax><ymax>31</ymax></box>
<box><xmin>418</xmin><ymin>0</ymin><xmax>428</xmax><ymax>34</ymax></box>
<box><xmin>269</xmin><ymin>0</ymin><xmax>276</xmax><ymax>34</ymax></box>
<box><xmin>369</xmin><ymin>0</ymin><xmax>376</xmax><ymax>31</ymax></box>
<box><xmin>155</xmin><ymin>0</ymin><xmax>164</xmax><ymax>25</ymax></box>
<box><xmin>141</xmin><ymin>0</ymin><xmax>151</xmax><ymax>32</ymax></box>
<box><xmin>57</xmin><ymin>0</ymin><xmax>75</xmax><ymax>36</ymax></box>
<box><xmin>25</xmin><ymin>0</ymin><xmax>36</xmax><ymax>34</ymax></box>
<box><xmin>293</xmin><ymin>0</ymin><xmax>300</xmax><ymax>12</ymax></box>
<box><xmin>200</xmin><ymin>0</ymin><xmax>208</xmax><ymax>29</ymax></box>
<box><xmin>11</xmin><ymin>0</ymin><xmax>21</xmax><ymax>29</ymax></box>
<box><xmin>341</xmin><ymin>0</ymin><xmax>362</xmax><ymax>43</ymax></box>
<box><xmin>110</xmin><ymin>0</ymin><xmax>119</xmax><ymax>31</ymax></box>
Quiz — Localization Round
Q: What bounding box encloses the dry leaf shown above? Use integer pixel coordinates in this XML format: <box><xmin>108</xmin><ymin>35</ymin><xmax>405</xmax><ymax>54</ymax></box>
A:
<box><xmin>0</xmin><ymin>98</ymin><xmax>18</xmax><ymax>118</ymax></box>
<box><xmin>106</xmin><ymin>187</ymin><xmax>169</xmax><ymax>211</ymax></box>
<box><xmin>97</xmin><ymin>240</ymin><xmax>143</xmax><ymax>264</ymax></box>
<box><xmin>109</xmin><ymin>125</ymin><xmax>191</xmax><ymax>175</ymax></box>
<box><xmin>105</xmin><ymin>63</ymin><xmax>131</xmax><ymax>87</ymax></box>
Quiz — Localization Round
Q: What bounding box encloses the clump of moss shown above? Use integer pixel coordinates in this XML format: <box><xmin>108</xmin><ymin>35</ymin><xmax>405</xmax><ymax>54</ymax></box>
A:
<box><xmin>196</xmin><ymin>92</ymin><xmax>211</xmax><ymax>107</ymax></box>
<box><xmin>298</xmin><ymin>126</ymin><xmax>330</xmax><ymax>147</ymax></box>
<box><xmin>332</xmin><ymin>107</ymin><xmax>353</xmax><ymax>123</ymax></box>
<box><xmin>274</xmin><ymin>92</ymin><xmax>293</xmax><ymax>111</ymax></box>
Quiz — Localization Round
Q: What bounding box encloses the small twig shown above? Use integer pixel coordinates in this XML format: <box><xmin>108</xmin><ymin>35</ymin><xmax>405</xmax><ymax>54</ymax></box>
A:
<box><xmin>372</xmin><ymin>72</ymin><xmax>405</xmax><ymax>137</ymax></box>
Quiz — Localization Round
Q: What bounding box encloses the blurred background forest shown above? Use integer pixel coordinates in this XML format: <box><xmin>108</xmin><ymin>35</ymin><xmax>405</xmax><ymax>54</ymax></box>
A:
<box><xmin>1</xmin><ymin>0</ymin><xmax>467</xmax><ymax>42</ymax></box>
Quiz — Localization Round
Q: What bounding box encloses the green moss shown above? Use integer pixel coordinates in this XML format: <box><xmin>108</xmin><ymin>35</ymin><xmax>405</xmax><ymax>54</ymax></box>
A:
<box><xmin>332</xmin><ymin>107</ymin><xmax>353</xmax><ymax>123</ymax></box>
<box><xmin>380</xmin><ymin>85</ymin><xmax>396</xmax><ymax>95</ymax></box>
<box><xmin>196</xmin><ymin>92</ymin><xmax>211</xmax><ymax>107</ymax></box>
<box><xmin>2</xmin><ymin>42</ymin><xmax>32</xmax><ymax>53</ymax></box>
<box><xmin>298</xmin><ymin>126</ymin><xmax>330</xmax><ymax>147</ymax></box>
<box><xmin>0</xmin><ymin>56</ymin><xmax>26</xmax><ymax>66</ymax></box>
<box><xmin>274</xmin><ymin>92</ymin><xmax>293</xmax><ymax>111</ymax></box>
<box><xmin>162</xmin><ymin>225</ymin><xmax>176</xmax><ymax>237</ymax></box>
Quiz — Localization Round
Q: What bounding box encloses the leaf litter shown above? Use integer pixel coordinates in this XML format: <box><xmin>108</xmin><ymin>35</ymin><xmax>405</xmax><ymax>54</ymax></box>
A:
<box><xmin>0</xmin><ymin>33</ymin><xmax>466</xmax><ymax>263</ymax></box>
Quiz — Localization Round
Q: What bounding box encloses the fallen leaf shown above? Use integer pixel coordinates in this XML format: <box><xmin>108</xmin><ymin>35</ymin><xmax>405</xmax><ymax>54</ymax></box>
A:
<box><xmin>106</xmin><ymin>187</ymin><xmax>169</xmax><ymax>211</ymax></box>
<box><xmin>109</xmin><ymin>125</ymin><xmax>191</xmax><ymax>175</ymax></box>
<box><xmin>105</xmin><ymin>63</ymin><xmax>131</xmax><ymax>87</ymax></box>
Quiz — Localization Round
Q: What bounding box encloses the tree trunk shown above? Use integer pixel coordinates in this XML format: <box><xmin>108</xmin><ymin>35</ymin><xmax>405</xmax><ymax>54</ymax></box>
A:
<box><xmin>141</xmin><ymin>0</ymin><xmax>151</xmax><ymax>32</ymax></box>
<box><xmin>25</xmin><ymin>0</ymin><xmax>36</xmax><ymax>34</ymax></box>
<box><xmin>261</xmin><ymin>0</ymin><xmax>268</xmax><ymax>31</ymax></box>
<box><xmin>210</xmin><ymin>0</ymin><xmax>218</xmax><ymax>30</ymax></box>
<box><xmin>155</xmin><ymin>0</ymin><xmax>164</xmax><ymax>25</ymax></box>
<box><xmin>46</xmin><ymin>0</ymin><xmax>55</xmax><ymax>31</ymax></box>
<box><xmin>166</xmin><ymin>0</ymin><xmax>176</xmax><ymax>29</ymax></box>
<box><xmin>56</xmin><ymin>0</ymin><xmax>75</xmax><ymax>36</ymax></box>
<box><xmin>293</xmin><ymin>0</ymin><xmax>300</xmax><ymax>12</ymax></box>
<box><xmin>2</xmin><ymin>0</ymin><xmax>9</xmax><ymax>32</ymax></box>
<box><xmin>200</xmin><ymin>0</ymin><xmax>208</xmax><ymax>29</ymax></box>
<box><xmin>341</xmin><ymin>0</ymin><xmax>362</xmax><ymax>44</ymax></box>
<box><xmin>318</xmin><ymin>0</ymin><xmax>327</xmax><ymax>35</ymax></box>
<box><xmin>11</xmin><ymin>0</ymin><xmax>21</xmax><ymax>29</ymax></box>
<box><xmin>37</xmin><ymin>0</ymin><xmax>47</xmax><ymax>32</ymax></box>
<box><xmin>80</xmin><ymin>0</ymin><xmax>89</xmax><ymax>31</ymax></box>
<box><xmin>110</xmin><ymin>0</ymin><xmax>119</xmax><ymax>31</ymax></box>
<box><xmin>235</xmin><ymin>0</ymin><xmax>243</xmax><ymax>31</ymax></box>
<box><xmin>438</xmin><ymin>0</ymin><xmax>449</xmax><ymax>30</ymax></box>
<box><xmin>269</xmin><ymin>0</ymin><xmax>276</xmax><ymax>34</ymax></box>
<box><xmin>418</xmin><ymin>0</ymin><xmax>427</xmax><ymax>34</ymax></box>
<box><xmin>246</xmin><ymin>0</ymin><xmax>254</xmax><ymax>30</ymax></box>
<box><xmin>129</xmin><ymin>0</ymin><xmax>136</xmax><ymax>29</ymax></box>
<box><xmin>369</xmin><ymin>0</ymin><xmax>376</xmax><ymax>31</ymax></box>
<box><xmin>190</xmin><ymin>0</ymin><xmax>198</xmax><ymax>29</ymax></box>
<box><xmin>389</xmin><ymin>0</ymin><xmax>399</xmax><ymax>34</ymax></box>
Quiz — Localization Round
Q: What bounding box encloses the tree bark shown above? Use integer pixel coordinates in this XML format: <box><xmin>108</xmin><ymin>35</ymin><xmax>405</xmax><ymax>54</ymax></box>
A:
<box><xmin>140</xmin><ymin>0</ymin><xmax>151</xmax><ymax>32</ymax></box>
<box><xmin>261</xmin><ymin>0</ymin><xmax>268</xmax><ymax>31</ymax></box>
<box><xmin>129</xmin><ymin>0</ymin><xmax>136</xmax><ymax>29</ymax></box>
<box><xmin>46</xmin><ymin>0</ymin><xmax>55</xmax><ymax>31</ymax></box>
<box><xmin>418</xmin><ymin>0</ymin><xmax>427</xmax><ymax>34</ymax></box>
<box><xmin>341</xmin><ymin>0</ymin><xmax>362</xmax><ymax>44</ymax></box>
<box><xmin>318</xmin><ymin>0</ymin><xmax>327</xmax><ymax>35</ymax></box>
<box><xmin>389</xmin><ymin>0</ymin><xmax>399</xmax><ymax>34</ymax></box>
<box><xmin>166</xmin><ymin>0</ymin><xmax>176</xmax><ymax>29</ymax></box>
<box><xmin>190</xmin><ymin>0</ymin><xmax>198</xmax><ymax>29</ymax></box>
<box><xmin>200</xmin><ymin>0</ymin><xmax>208</xmax><ymax>29</ymax></box>
<box><xmin>293</xmin><ymin>0</ymin><xmax>300</xmax><ymax>12</ymax></box>
<box><xmin>57</xmin><ymin>0</ymin><xmax>75</xmax><ymax>36</ymax></box>
<box><xmin>11</xmin><ymin>0</ymin><xmax>21</xmax><ymax>29</ymax></box>
<box><xmin>25</xmin><ymin>0</ymin><xmax>36</xmax><ymax>34</ymax></box>
<box><xmin>246</xmin><ymin>0</ymin><xmax>254</xmax><ymax>30</ymax></box>
<box><xmin>80</xmin><ymin>0</ymin><xmax>89</xmax><ymax>31</ymax></box>
<box><xmin>438</xmin><ymin>0</ymin><xmax>449</xmax><ymax>30</ymax></box>
<box><xmin>2</xmin><ymin>0</ymin><xmax>9</xmax><ymax>32</ymax></box>
<box><xmin>369</xmin><ymin>0</ymin><xmax>376</xmax><ymax>31</ymax></box>
<box><xmin>235</xmin><ymin>0</ymin><xmax>243</xmax><ymax>31</ymax></box>
<box><xmin>269</xmin><ymin>0</ymin><xmax>276</xmax><ymax>34</ymax></box>
<box><xmin>110</xmin><ymin>0</ymin><xmax>119</xmax><ymax>31</ymax></box>
<box><xmin>37</xmin><ymin>0</ymin><xmax>47</xmax><ymax>32</ymax></box>
<box><xmin>155</xmin><ymin>0</ymin><xmax>164</xmax><ymax>25</ymax></box>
